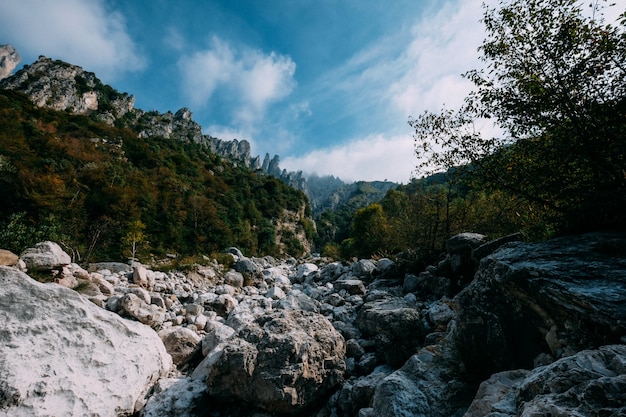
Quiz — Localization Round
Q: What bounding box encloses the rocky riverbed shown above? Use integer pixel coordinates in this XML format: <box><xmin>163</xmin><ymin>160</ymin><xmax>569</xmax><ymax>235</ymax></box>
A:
<box><xmin>1</xmin><ymin>232</ymin><xmax>625</xmax><ymax>416</ymax></box>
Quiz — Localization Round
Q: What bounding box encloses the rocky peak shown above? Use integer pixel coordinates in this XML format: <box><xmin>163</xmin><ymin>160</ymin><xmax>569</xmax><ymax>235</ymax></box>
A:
<box><xmin>0</xmin><ymin>55</ymin><xmax>135</xmax><ymax>123</ymax></box>
<box><xmin>0</xmin><ymin>44</ymin><xmax>20</xmax><ymax>80</ymax></box>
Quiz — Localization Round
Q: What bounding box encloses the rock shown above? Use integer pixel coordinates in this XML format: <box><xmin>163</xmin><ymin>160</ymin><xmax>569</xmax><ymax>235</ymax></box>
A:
<box><xmin>132</xmin><ymin>264</ymin><xmax>155</xmax><ymax>289</ymax></box>
<box><xmin>88</xmin><ymin>262</ymin><xmax>131</xmax><ymax>273</ymax></box>
<box><xmin>337</xmin><ymin>367</ymin><xmax>393</xmax><ymax>416</ymax></box>
<box><xmin>201</xmin><ymin>320</ymin><xmax>236</xmax><ymax>356</ymax></box>
<box><xmin>20</xmin><ymin>241</ymin><xmax>71</xmax><ymax>271</ymax></box>
<box><xmin>198</xmin><ymin>309</ymin><xmax>346</xmax><ymax>414</ymax></box>
<box><xmin>234</xmin><ymin>257</ymin><xmax>260</xmax><ymax>275</ymax></box>
<box><xmin>372</xmin><ymin>343</ymin><xmax>472</xmax><ymax>417</ymax></box>
<box><xmin>141</xmin><ymin>377</ymin><xmax>208</xmax><ymax>417</ymax></box>
<box><xmin>118</xmin><ymin>293</ymin><xmax>166</xmax><ymax>329</ymax></box>
<box><xmin>454</xmin><ymin>232</ymin><xmax>626</xmax><ymax>380</ymax></box>
<box><xmin>0</xmin><ymin>44</ymin><xmax>20</xmax><ymax>80</ymax></box>
<box><xmin>335</xmin><ymin>279</ymin><xmax>367</xmax><ymax>295</ymax></box>
<box><xmin>351</xmin><ymin>259</ymin><xmax>376</xmax><ymax>279</ymax></box>
<box><xmin>0</xmin><ymin>267</ymin><xmax>172</xmax><ymax>417</ymax></box>
<box><xmin>427</xmin><ymin>300</ymin><xmax>456</xmax><ymax>328</ymax></box>
<box><xmin>266</xmin><ymin>285</ymin><xmax>286</xmax><ymax>300</ymax></box>
<box><xmin>223</xmin><ymin>270</ymin><xmax>244</xmax><ymax>288</ymax></box>
<box><xmin>158</xmin><ymin>327</ymin><xmax>202</xmax><ymax>365</ymax></box>
<box><xmin>0</xmin><ymin>249</ymin><xmax>19</xmax><ymax>266</ymax></box>
<box><xmin>356</xmin><ymin>296</ymin><xmax>424</xmax><ymax>366</ymax></box>
<box><xmin>463</xmin><ymin>344</ymin><xmax>626</xmax><ymax>417</ymax></box>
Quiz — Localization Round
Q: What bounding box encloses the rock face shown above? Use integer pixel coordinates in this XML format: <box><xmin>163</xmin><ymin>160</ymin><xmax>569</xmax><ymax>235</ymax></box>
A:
<box><xmin>197</xmin><ymin>309</ymin><xmax>345</xmax><ymax>414</ymax></box>
<box><xmin>0</xmin><ymin>44</ymin><xmax>20</xmax><ymax>80</ymax></box>
<box><xmin>0</xmin><ymin>267</ymin><xmax>172</xmax><ymax>417</ymax></box>
<box><xmin>454</xmin><ymin>232</ymin><xmax>626</xmax><ymax>379</ymax></box>
<box><xmin>0</xmin><ymin>56</ymin><xmax>134</xmax><ymax>120</ymax></box>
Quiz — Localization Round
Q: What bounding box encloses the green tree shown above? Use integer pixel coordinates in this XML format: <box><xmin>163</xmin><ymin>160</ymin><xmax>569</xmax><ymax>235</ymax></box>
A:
<box><xmin>122</xmin><ymin>220</ymin><xmax>146</xmax><ymax>261</ymax></box>
<box><xmin>411</xmin><ymin>0</ymin><xmax>626</xmax><ymax>232</ymax></box>
<box><xmin>349</xmin><ymin>203</ymin><xmax>389</xmax><ymax>258</ymax></box>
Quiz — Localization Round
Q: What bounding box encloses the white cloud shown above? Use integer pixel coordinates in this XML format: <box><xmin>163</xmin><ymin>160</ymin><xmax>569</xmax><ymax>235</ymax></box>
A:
<box><xmin>282</xmin><ymin>134</ymin><xmax>416</xmax><ymax>184</ymax></box>
<box><xmin>388</xmin><ymin>0</ymin><xmax>486</xmax><ymax>115</ymax></box>
<box><xmin>178</xmin><ymin>36</ymin><xmax>296</xmax><ymax>127</ymax></box>
<box><xmin>0</xmin><ymin>0</ymin><xmax>145</xmax><ymax>81</ymax></box>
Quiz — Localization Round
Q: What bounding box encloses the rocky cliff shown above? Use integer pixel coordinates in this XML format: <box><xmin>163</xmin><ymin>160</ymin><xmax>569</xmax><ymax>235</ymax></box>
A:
<box><xmin>0</xmin><ymin>50</ymin><xmax>392</xmax><ymax>220</ymax></box>
<box><xmin>1</xmin><ymin>232</ymin><xmax>624</xmax><ymax>416</ymax></box>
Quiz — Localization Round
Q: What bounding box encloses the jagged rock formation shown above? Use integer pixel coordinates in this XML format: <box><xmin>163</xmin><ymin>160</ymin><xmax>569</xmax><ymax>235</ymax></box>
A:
<box><xmin>0</xmin><ymin>44</ymin><xmax>20</xmax><ymax>80</ymax></box>
<box><xmin>0</xmin><ymin>53</ymin><xmax>388</xmax><ymax>218</ymax></box>
<box><xmin>0</xmin><ymin>56</ymin><xmax>134</xmax><ymax>122</ymax></box>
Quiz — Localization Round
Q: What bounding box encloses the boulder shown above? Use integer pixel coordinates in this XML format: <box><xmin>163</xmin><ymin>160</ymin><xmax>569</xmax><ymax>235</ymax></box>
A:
<box><xmin>463</xmin><ymin>344</ymin><xmax>626</xmax><ymax>417</ymax></box>
<box><xmin>0</xmin><ymin>44</ymin><xmax>20</xmax><ymax>80</ymax></box>
<box><xmin>118</xmin><ymin>293</ymin><xmax>166</xmax><ymax>329</ymax></box>
<box><xmin>0</xmin><ymin>267</ymin><xmax>172</xmax><ymax>417</ymax></box>
<box><xmin>158</xmin><ymin>327</ymin><xmax>202</xmax><ymax>365</ymax></box>
<box><xmin>335</xmin><ymin>279</ymin><xmax>367</xmax><ymax>296</ymax></box>
<box><xmin>141</xmin><ymin>377</ymin><xmax>208</xmax><ymax>417</ymax></box>
<box><xmin>197</xmin><ymin>309</ymin><xmax>346</xmax><ymax>414</ymax></box>
<box><xmin>454</xmin><ymin>232</ymin><xmax>626</xmax><ymax>379</ymax></box>
<box><xmin>356</xmin><ymin>296</ymin><xmax>424</xmax><ymax>366</ymax></box>
<box><xmin>0</xmin><ymin>249</ymin><xmax>19</xmax><ymax>267</ymax></box>
<box><xmin>19</xmin><ymin>241</ymin><xmax>71</xmax><ymax>271</ymax></box>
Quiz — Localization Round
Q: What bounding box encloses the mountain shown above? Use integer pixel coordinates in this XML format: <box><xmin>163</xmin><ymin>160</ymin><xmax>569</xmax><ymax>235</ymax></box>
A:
<box><xmin>0</xmin><ymin>54</ymin><xmax>314</xmax><ymax>260</ymax></box>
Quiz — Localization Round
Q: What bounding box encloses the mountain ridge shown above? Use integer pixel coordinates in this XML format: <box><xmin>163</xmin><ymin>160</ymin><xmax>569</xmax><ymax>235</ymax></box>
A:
<box><xmin>0</xmin><ymin>50</ymin><xmax>398</xmax><ymax>218</ymax></box>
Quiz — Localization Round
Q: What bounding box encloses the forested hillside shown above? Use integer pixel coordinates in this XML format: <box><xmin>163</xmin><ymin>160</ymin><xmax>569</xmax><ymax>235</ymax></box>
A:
<box><xmin>0</xmin><ymin>89</ymin><xmax>313</xmax><ymax>261</ymax></box>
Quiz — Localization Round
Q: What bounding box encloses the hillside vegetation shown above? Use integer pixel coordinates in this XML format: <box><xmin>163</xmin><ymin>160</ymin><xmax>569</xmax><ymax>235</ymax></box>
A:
<box><xmin>330</xmin><ymin>0</ymin><xmax>625</xmax><ymax>263</ymax></box>
<box><xmin>0</xmin><ymin>89</ymin><xmax>312</xmax><ymax>261</ymax></box>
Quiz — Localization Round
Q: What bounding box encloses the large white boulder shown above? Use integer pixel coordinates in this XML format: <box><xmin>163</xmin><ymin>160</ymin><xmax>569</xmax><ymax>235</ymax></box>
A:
<box><xmin>0</xmin><ymin>267</ymin><xmax>172</xmax><ymax>417</ymax></box>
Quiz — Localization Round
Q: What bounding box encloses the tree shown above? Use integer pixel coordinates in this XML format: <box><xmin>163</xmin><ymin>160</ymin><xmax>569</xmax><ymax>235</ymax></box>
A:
<box><xmin>411</xmin><ymin>0</ymin><xmax>626</xmax><ymax>232</ymax></box>
<box><xmin>122</xmin><ymin>220</ymin><xmax>146</xmax><ymax>261</ymax></box>
<box><xmin>349</xmin><ymin>203</ymin><xmax>390</xmax><ymax>258</ymax></box>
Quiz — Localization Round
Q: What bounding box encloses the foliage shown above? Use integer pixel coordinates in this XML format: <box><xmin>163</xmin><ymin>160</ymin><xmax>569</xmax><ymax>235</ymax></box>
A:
<box><xmin>410</xmin><ymin>0</ymin><xmax>626</xmax><ymax>232</ymax></box>
<box><xmin>0</xmin><ymin>90</ymin><xmax>310</xmax><ymax>260</ymax></box>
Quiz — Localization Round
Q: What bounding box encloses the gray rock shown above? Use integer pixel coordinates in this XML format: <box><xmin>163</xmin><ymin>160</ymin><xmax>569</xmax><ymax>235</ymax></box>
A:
<box><xmin>0</xmin><ymin>44</ymin><xmax>20</xmax><ymax>80</ymax></box>
<box><xmin>0</xmin><ymin>267</ymin><xmax>171</xmax><ymax>417</ymax></box>
<box><xmin>118</xmin><ymin>293</ymin><xmax>165</xmax><ymax>329</ymax></box>
<box><xmin>455</xmin><ymin>232</ymin><xmax>626</xmax><ymax>379</ymax></box>
<box><xmin>141</xmin><ymin>377</ymin><xmax>207</xmax><ymax>417</ymax></box>
<box><xmin>223</xmin><ymin>270</ymin><xmax>244</xmax><ymax>288</ymax></box>
<box><xmin>356</xmin><ymin>296</ymin><xmax>424</xmax><ymax>366</ymax></box>
<box><xmin>335</xmin><ymin>279</ymin><xmax>367</xmax><ymax>295</ymax></box>
<box><xmin>199</xmin><ymin>309</ymin><xmax>345</xmax><ymax>414</ymax></box>
<box><xmin>158</xmin><ymin>327</ymin><xmax>201</xmax><ymax>365</ymax></box>
<box><xmin>463</xmin><ymin>345</ymin><xmax>626</xmax><ymax>417</ymax></box>
<box><xmin>20</xmin><ymin>241</ymin><xmax>71</xmax><ymax>271</ymax></box>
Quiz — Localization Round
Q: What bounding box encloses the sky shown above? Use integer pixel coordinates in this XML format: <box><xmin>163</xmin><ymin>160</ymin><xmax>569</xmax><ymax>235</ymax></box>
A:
<box><xmin>0</xmin><ymin>0</ymin><xmax>493</xmax><ymax>183</ymax></box>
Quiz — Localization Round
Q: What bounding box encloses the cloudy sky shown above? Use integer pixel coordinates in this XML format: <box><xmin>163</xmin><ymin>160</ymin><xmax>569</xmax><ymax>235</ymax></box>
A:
<box><xmin>0</xmin><ymin>0</ymin><xmax>492</xmax><ymax>183</ymax></box>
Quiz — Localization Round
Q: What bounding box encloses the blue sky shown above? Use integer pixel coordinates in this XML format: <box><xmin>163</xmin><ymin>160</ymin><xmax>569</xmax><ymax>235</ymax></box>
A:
<box><xmin>0</xmin><ymin>0</ymin><xmax>491</xmax><ymax>183</ymax></box>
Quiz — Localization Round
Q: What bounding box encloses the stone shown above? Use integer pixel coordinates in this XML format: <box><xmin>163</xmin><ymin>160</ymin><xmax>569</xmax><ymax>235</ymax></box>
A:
<box><xmin>118</xmin><ymin>293</ymin><xmax>165</xmax><ymax>329</ymax></box>
<box><xmin>335</xmin><ymin>279</ymin><xmax>367</xmax><ymax>295</ymax></box>
<box><xmin>0</xmin><ymin>44</ymin><xmax>20</xmax><ymax>80</ymax></box>
<box><xmin>0</xmin><ymin>249</ymin><xmax>19</xmax><ymax>267</ymax></box>
<box><xmin>158</xmin><ymin>327</ymin><xmax>201</xmax><ymax>365</ymax></box>
<box><xmin>0</xmin><ymin>267</ymin><xmax>171</xmax><ymax>417</ymax></box>
<box><xmin>356</xmin><ymin>296</ymin><xmax>424</xmax><ymax>367</ymax></box>
<box><xmin>266</xmin><ymin>285</ymin><xmax>286</xmax><ymax>300</ymax></box>
<box><xmin>141</xmin><ymin>377</ymin><xmax>208</xmax><ymax>417</ymax></box>
<box><xmin>463</xmin><ymin>345</ymin><xmax>626</xmax><ymax>417</ymax></box>
<box><xmin>20</xmin><ymin>241</ymin><xmax>71</xmax><ymax>271</ymax></box>
<box><xmin>199</xmin><ymin>309</ymin><xmax>346</xmax><ymax>415</ymax></box>
<box><xmin>454</xmin><ymin>232</ymin><xmax>626</xmax><ymax>379</ymax></box>
<box><xmin>223</xmin><ymin>270</ymin><xmax>244</xmax><ymax>287</ymax></box>
<box><xmin>201</xmin><ymin>320</ymin><xmax>236</xmax><ymax>356</ymax></box>
<box><xmin>133</xmin><ymin>264</ymin><xmax>154</xmax><ymax>289</ymax></box>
